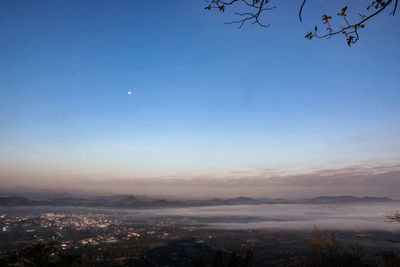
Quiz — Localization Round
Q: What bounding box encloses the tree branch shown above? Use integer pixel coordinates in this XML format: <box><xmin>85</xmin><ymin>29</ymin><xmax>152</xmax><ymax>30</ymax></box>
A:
<box><xmin>305</xmin><ymin>0</ymin><xmax>397</xmax><ymax>46</ymax></box>
<box><xmin>205</xmin><ymin>0</ymin><xmax>275</xmax><ymax>28</ymax></box>
<box><xmin>299</xmin><ymin>0</ymin><xmax>307</xmax><ymax>22</ymax></box>
<box><xmin>205</xmin><ymin>0</ymin><xmax>398</xmax><ymax>45</ymax></box>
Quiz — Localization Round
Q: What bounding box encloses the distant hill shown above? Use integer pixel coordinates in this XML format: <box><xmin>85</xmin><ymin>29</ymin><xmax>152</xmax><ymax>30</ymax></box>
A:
<box><xmin>361</xmin><ymin>196</ymin><xmax>393</xmax><ymax>202</ymax></box>
<box><xmin>0</xmin><ymin>194</ymin><xmax>396</xmax><ymax>208</ymax></box>
<box><xmin>303</xmin><ymin>195</ymin><xmax>394</xmax><ymax>204</ymax></box>
<box><xmin>225</xmin><ymin>197</ymin><xmax>262</xmax><ymax>205</ymax></box>
<box><xmin>0</xmin><ymin>196</ymin><xmax>36</xmax><ymax>206</ymax></box>
<box><xmin>111</xmin><ymin>195</ymin><xmax>140</xmax><ymax>206</ymax></box>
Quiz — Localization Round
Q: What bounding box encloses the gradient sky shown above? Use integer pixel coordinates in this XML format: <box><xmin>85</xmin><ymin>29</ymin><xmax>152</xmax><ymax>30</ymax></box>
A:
<box><xmin>0</xmin><ymin>0</ymin><xmax>399</xmax><ymax>195</ymax></box>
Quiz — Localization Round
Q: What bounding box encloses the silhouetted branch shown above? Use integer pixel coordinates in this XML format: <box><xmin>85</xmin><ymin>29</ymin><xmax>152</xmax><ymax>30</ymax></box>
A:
<box><xmin>305</xmin><ymin>0</ymin><xmax>397</xmax><ymax>46</ymax></box>
<box><xmin>390</xmin><ymin>0</ymin><xmax>399</xmax><ymax>15</ymax></box>
<box><xmin>299</xmin><ymin>0</ymin><xmax>307</xmax><ymax>22</ymax></box>
<box><xmin>205</xmin><ymin>0</ymin><xmax>276</xmax><ymax>29</ymax></box>
<box><xmin>386</xmin><ymin>211</ymin><xmax>400</xmax><ymax>224</ymax></box>
<box><xmin>206</xmin><ymin>0</ymin><xmax>398</xmax><ymax>46</ymax></box>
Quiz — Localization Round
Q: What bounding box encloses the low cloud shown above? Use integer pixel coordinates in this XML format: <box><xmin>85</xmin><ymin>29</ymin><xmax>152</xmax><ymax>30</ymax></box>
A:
<box><xmin>70</xmin><ymin>162</ymin><xmax>400</xmax><ymax>198</ymax></box>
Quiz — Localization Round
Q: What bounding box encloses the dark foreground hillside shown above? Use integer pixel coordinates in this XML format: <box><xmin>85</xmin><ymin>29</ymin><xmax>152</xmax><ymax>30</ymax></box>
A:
<box><xmin>1</xmin><ymin>229</ymin><xmax>400</xmax><ymax>267</ymax></box>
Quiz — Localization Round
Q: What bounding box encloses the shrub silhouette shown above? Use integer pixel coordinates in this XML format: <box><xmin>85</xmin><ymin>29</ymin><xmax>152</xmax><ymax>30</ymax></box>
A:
<box><xmin>210</xmin><ymin>250</ymin><xmax>253</xmax><ymax>267</ymax></box>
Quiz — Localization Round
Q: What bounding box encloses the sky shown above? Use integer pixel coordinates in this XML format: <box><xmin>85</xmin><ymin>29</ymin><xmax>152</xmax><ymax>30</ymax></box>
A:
<box><xmin>0</xmin><ymin>0</ymin><xmax>399</xmax><ymax>197</ymax></box>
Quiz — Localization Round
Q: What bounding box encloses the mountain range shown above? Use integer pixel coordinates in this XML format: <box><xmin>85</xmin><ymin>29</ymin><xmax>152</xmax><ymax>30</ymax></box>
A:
<box><xmin>0</xmin><ymin>194</ymin><xmax>397</xmax><ymax>208</ymax></box>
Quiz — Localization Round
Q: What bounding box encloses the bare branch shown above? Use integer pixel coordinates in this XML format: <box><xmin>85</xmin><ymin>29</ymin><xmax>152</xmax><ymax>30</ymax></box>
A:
<box><xmin>205</xmin><ymin>0</ymin><xmax>275</xmax><ymax>28</ymax></box>
<box><xmin>206</xmin><ymin>0</ymin><xmax>398</xmax><ymax>45</ymax></box>
<box><xmin>386</xmin><ymin>211</ymin><xmax>400</xmax><ymax>224</ymax></box>
<box><xmin>299</xmin><ymin>0</ymin><xmax>307</xmax><ymax>22</ymax></box>
<box><xmin>305</xmin><ymin>0</ymin><xmax>397</xmax><ymax>46</ymax></box>
<box><xmin>391</xmin><ymin>0</ymin><xmax>399</xmax><ymax>15</ymax></box>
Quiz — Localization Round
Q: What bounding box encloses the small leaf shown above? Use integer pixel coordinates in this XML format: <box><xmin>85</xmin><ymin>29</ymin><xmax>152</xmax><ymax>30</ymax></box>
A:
<box><xmin>337</xmin><ymin>6</ymin><xmax>348</xmax><ymax>16</ymax></box>
<box><xmin>322</xmin><ymin>15</ymin><xmax>332</xmax><ymax>24</ymax></box>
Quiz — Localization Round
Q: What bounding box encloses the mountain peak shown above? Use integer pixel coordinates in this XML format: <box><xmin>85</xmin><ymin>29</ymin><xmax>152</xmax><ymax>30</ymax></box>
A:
<box><xmin>122</xmin><ymin>195</ymin><xmax>138</xmax><ymax>202</ymax></box>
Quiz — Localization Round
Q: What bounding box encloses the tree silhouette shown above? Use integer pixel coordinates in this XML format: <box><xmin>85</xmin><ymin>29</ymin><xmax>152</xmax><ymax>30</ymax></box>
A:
<box><xmin>0</xmin><ymin>243</ymin><xmax>81</xmax><ymax>267</ymax></box>
<box><xmin>385</xmin><ymin>210</ymin><xmax>400</xmax><ymax>243</ymax></box>
<box><xmin>308</xmin><ymin>226</ymin><xmax>378</xmax><ymax>267</ymax></box>
<box><xmin>211</xmin><ymin>250</ymin><xmax>253</xmax><ymax>267</ymax></box>
<box><xmin>386</xmin><ymin>211</ymin><xmax>400</xmax><ymax>224</ymax></box>
<box><xmin>205</xmin><ymin>0</ymin><xmax>398</xmax><ymax>46</ymax></box>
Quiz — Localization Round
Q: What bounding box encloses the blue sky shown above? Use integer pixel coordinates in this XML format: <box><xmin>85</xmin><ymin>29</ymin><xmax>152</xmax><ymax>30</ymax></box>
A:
<box><xmin>0</xmin><ymin>0</ymin><xmax>399</xmax><ymax>193</ymax></box>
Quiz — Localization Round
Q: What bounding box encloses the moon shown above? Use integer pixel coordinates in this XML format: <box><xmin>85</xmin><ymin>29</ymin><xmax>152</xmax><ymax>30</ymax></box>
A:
<box><xmin>127</xmin><ymin>90</ymin><xmax>132</xmax><ymax>95</ymax></box>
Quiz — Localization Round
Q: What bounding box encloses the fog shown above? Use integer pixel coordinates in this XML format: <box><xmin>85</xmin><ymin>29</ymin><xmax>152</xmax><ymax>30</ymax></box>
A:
<box><xmin>132</xmin><ymin>203</ymin><xmax>400</xmax><ymax>231</ymax></box>
<box><xmin>3</xmin><ymin>203</ymin><xmax>399</xmax><ymax>231</ymax></box>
